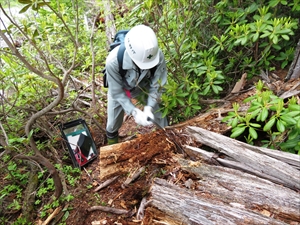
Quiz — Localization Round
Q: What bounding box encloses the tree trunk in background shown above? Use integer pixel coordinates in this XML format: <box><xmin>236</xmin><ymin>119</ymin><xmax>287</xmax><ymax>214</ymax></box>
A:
<box><xmin>113</xmin><ymin>0</ymin><xmax>123</xmax><ymax>6</ymax></box>
<box><xmin>285</xmin><ymin>38</ymin><xmax>300</xmax><ymax>81</ymax></box>
<box><xmin>103</xmin><ymin>0</ymin><xmax>116</xmax><ymax>48</ymax></box>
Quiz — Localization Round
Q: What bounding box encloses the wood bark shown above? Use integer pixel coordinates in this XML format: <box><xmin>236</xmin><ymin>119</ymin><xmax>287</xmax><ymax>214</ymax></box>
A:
<box><xmin>22</xmin><ymin>163</ymin><xmax>39</xmax><ymax>221</ymax></box>
<box><xmin>99</xmin><ymin>137</ymin><xmax>170</xmax><ymax>180</ymax></box>
<box><xmin>186</xmin><ymin>126</ymin><xmax>300</xmax><ymax>191</ymax></box>
<box><xmin>285</xmin><ymin>38</ymin><xmax>300</xmax><ymax>81</ymax></box>
<box><xmin>103</xmin><ymin>0</ymin><xmax>116</xmax><ymax>48</ymax></box>
<box><xmin>149</xmin><ymin>171</ymin><xmax>300</xmax><ymax>224</ymax></box>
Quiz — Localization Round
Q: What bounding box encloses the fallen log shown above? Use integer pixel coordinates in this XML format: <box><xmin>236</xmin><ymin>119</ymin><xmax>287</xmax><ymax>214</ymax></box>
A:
<box><xmin>149</xmin><ymin>165</ymin><xmax>300</xmax><ymax>225</ymax></box>
<box><xmin>186</xmin><ymin>126</ymin><xmax>300</xmax><ymax>191</ymax></box>
<box><xmin>148</xmin><ymin>148</ymin><xmax>300</xmax><ymax>224</ymax></box>
<box><xmin>98</xmin><ymin>131</ymin><xmax>174</xmax><ymax>180</ymax></box>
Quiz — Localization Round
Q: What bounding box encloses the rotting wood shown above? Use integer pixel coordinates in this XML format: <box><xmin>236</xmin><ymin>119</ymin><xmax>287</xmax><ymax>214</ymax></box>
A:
<box><xmin>87</xmin><ymin>205</ymin><xmax>130</xmax><ymax>215</ymax></box>
<box><xmin>149</xmin><ymin>177</ymin><xmax>296</xmax><ymax>225</ymax></box>
<box><xmin>98</xmin><ymin>131</ymin><xmax>174</xmax><ymax>180</ymax></box>
<box><xmin>41</xmin><ymin>206</ymin><xmax>62</xmax><ymax>225</ymax></box>
<box><xmin>185</xmin><ymin>144</ymin><xmax>300</xmax><ymax>171</ymax></box>
<box><xmin>136</xmin><ymin>196</ymin><xmax>151</xmax><ymax>220</ymax></box>
<box><xmin>279</xmin><ymin>81</ymin><xmax>300</xmax><ymax>99</ymax></box>
<box><xmin>122</xmin><ymin>166</ymin><xmax>145</xmax><ymax>189</ymax></box>
<box><xmin>231</xmin><ymin>73</ymin><xmax>247</xmax><ymax>93</ymax></box>
<box><xmin>94</xmin><ymin>175</ymin><xmax>119</xmax><ymax>192</ymax></box>
<box><xmin>186</xmin><ymin>126</ymin><xmax>300</xmax><ymax>191</ymax></box>
<box><xmin>177</xmin><ymin>157</ymin><xmax>300</xmax><ymax>223</ymax></box>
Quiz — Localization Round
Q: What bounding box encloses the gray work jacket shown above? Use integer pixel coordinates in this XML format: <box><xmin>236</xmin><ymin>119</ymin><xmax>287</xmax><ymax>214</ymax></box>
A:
<box><xmin>105</xmin><ymin>45</ymin><xmax>167</xmax><ymax>115</ymax></box>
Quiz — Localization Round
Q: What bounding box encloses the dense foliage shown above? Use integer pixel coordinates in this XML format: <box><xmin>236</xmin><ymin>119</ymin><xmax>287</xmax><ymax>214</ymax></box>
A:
<box><xmin>0</xmin><ymin>0</ymin><xmax>299</xmax><ymax>224</ymax></box>
<box><xmin>123</xmin><ymin>0</ymin><xmax>300</xmax><ymax>123</ymax></box>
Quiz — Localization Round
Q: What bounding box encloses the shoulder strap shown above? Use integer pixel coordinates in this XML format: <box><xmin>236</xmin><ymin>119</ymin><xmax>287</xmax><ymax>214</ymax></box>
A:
<box><xmin>117</xmin><ymin>43</ymin><xmax>126</xmax><ymax>77</ymax></box>
<box><xmin>150</xmin><ymin>66</ymin><xmax>157</xmax><ymax>76</ymax></box>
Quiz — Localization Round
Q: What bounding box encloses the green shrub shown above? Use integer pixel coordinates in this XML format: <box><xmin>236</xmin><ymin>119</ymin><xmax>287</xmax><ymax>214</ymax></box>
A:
<box><xmin>222</xmin><ymin>80</ymin><xmax>300</xmax><ymax>154</ymax></box>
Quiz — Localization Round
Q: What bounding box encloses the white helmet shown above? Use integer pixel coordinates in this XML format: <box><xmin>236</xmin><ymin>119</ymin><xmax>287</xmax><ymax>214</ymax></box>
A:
<box><xmin>124</xmin><ymin>25</ymin><xmax>159</xmax><ymax>70</ymax></box>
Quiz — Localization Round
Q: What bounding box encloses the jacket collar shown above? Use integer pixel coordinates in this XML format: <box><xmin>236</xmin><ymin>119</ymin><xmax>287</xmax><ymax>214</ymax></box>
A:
<box><xmin>123</xmin><ymin>50</ymin><xmax>134</xmax><ymax>70</ymax></box>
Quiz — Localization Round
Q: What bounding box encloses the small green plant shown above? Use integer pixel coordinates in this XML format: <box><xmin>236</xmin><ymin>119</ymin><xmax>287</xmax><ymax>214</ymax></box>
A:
<box><xmin>93</xmin><ymin>193</ymin><xmax>107</xmax><ymax>206</ymax></box>
<box><xmin>222</xmin><ymin>80</ymin><xmax>300</xmax><ymax>153</ymax></box>
<box><xmin>55</xmin><ymin>164</ymin><xmax>81</xmax><ymax>186</ymax></box>
<box><xmin>34</xmin><ymin>164</ymin><xmax>80</xmax><ymax>219</ymax></box>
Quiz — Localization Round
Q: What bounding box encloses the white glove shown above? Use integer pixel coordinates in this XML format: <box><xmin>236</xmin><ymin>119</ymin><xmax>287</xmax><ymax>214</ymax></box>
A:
<box><xmin>132</xmin><ymin>108</ymin><xmax>152</xmax><ymax>126</ymax></box>
<box><xmin>143</xmin><ymin>106</ymin><xmax>154</xmax><ymax>122</ymax></box>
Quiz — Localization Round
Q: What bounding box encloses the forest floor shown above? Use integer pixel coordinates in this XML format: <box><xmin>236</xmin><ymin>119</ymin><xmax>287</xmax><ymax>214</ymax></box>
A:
<box><xmin>60</xmin><ymin>70</ymin><xmax>298</xmax><ymax>225</ymax></box>
<box><xmin>64</xmin><ymin>117</ymin><xmax>178</xmax><ymax>225</ymax></box>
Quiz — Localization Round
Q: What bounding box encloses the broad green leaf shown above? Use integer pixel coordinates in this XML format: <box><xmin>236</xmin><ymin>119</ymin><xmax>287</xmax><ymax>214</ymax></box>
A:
<box><xmin>231</xmin><ymin>126</ymin><xmax>246</xmax><ymax>138</ymax></box>
<box><xmin>288</xmin><ymin>129</ymin><xmax>299</xmax><ymax>140</ymax></box>
<box><xmin>249</xmin><ymin>123</ymin><xmax>261</xmax><ymax>128</ymax></box>
<box><xmin>268</xmin><ymin>0</ymin><xmax>280</xmax><ymax>7</ymax></box>
<box><xmin>272</xmin><ymin>44</ymin><xmax>281</xmax><ymax>50</ymax></box>
<box><xmin>277</xmin><ymin>28</ymin><xmax>292</xmax><ymax>34</ymax></box>
<box><xmin>276</xmin><ymin>119</ymin><xmax>285</xmax><ymax>133</ymax></box>
<box><xmin>288</xmin><ymin>104</ymin><xmax>300</xmax><ymax>111</ymax></box>
<box><xmin>248</xmin><ymin>105</ymin><xmax>261</xmax><ymax>112</ymax></box>
<box><xmin>231</xmin><ymin>117</ymin><xmax>238</xmax><ymax>128</ymax></box>
<box><xmin>177</xmin><ymin>98</ymin><xmax>185</xmax><ymax>106</ymax></box>
<box><xmin>191</xmin><ymin>105</ymin><xmax>201</xmax><ymax>110</ymax></box>
<box><xmin>250</xmin><ymin>108</ymin><xmax>262</xmax><ymax>119</ymax></box>
<box><xmin>297</xmin><ymin>119</ymin><xmax>300</xmax><ymax>129</ymax></box>
<box><xmin>19</xmin><ymin>4</ymin><xmax>32</xmax><ymax>13</ymax></box>
<box><xmin>244</xmin><ymin>96</ymin><xmax>256</xmax><ymax>102</ymax></box>
<box><xmin>256</xmin><ymin>111</ymin><xmax>262</xmax><ymax>122</ymax></box>
<box><xmin>272</xmin><ymin>35</ymin><xmax>279</xmax><ymax>44</ymax></box>
<box><xmin>281</xmin><ymin>35</ymin><xmax>290</xmax><ymax>41</ymax></box>
<box><xmin>280</xmin><ymin>115</ymin><xmax>296</xmax><ymax>125</ymax></box>
<box><xmin>212</xmin><ymin>85</ymin><xmax>219</xmax><ymax>94</ymax></box>
<box><xmin>260</xmin><ymin>32</ymin><xmax>271</xmax><ymax>38</ymax></box>
<box><xmin>202</xmin><ymin>85</ymin><xmax>210</xmax><ymax>95</ymax></box>
<box><xmin>241</xmin><ymin>37</ymin><xmax>247</xmax><ymax>45</ymax></box>
<box><xmin>251</xmin><ymin>101</ymin><xmax>263</xmax><ymax>107</ymax></box>
<box><xmin>263</xmin><ymin>117</ymin><xmax>276</xmax><ymax>131</ymax></box>
<box><xmin>280</xmin><ymin>139</ymin><xmax>299</xmax><ymax>149</ymax></box>
<box><xmin>185</xmin><ymin>107</ymin><xmax>191</xmax><ymax>116</ymax></box>
<box><xmin>285</xmin><ymin>111</ymin><xmax>300</xmax><ymax>117</ymax></box>
<box><xmin>249</xmin><ymin>127</ymin><xmax>258</xmax><ymax>139</ymax></box>
<box><xmin>252</xmin><ymin>33</ymin><xmax>259</xmax><ymax>42</ymax></box>
<box><xmin>261</xmin><ymin>107</ymin><xmax>269</xmax><ymax>121</ymax></box>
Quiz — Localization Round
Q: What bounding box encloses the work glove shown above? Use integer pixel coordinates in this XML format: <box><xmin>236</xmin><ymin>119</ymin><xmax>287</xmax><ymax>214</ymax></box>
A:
<box><xmin>143</xmin><ymin>106</ymin><xmax>154</xmax><ymax>122</ymax></box>
<box><xmin>132</xmin><ymin>108</ymin><xmax>152</xmax><ymax>126</ymax></box>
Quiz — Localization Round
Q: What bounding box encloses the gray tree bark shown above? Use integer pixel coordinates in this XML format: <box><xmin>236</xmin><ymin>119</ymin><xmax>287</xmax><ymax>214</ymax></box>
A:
<box><xmin>103</xmin><ymin>0</ymin><xmax>116</xmax><ymax>48</ymax></box>
<box><xmin>285</xmin><ymin>38</ymin><xmax>300</xmax><ymax>81</ymax></box>
<box><xmin>186</xmin><ymin>126</ymin><xmax>300</xmax><ymax>191</ymax></box>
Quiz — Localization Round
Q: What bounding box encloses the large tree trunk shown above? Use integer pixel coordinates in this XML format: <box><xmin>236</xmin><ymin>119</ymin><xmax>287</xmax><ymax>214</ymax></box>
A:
<box><xmin>103</xmin><ymin>0</ymin><xmax>116</xmax><ymax>47</ymax></box>
<box><xmin>285</xmin><ymin>38</ymin><xmax>300</xmax><ymax>81</ymax></box>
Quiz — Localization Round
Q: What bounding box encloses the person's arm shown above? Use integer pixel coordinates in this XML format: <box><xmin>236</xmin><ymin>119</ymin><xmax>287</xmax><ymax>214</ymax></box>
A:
<box><xmin>147</xmin><ymin>50</ymin><xmax>168</xmax><ymax>108</ymax></box>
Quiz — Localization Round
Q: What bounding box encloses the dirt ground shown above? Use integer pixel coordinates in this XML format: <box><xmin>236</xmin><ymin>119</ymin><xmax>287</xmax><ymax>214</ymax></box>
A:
<box><xmin>64</xmin><ymin>119</ymin><xmax>173</xmax><ymax>225</ymax></box>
